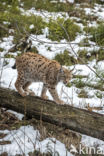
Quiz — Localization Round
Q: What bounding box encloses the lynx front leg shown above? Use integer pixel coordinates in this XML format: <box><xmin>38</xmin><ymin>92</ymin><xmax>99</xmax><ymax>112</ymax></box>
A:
<box><xmin>48</xmin><ymin>85</ymin><xmax>65</xmax><ymax>104</ymax></box>
<box><xmin>23</xmin><ymin>82</ymin><xmax>35</xmax><ymax>96</ymax></box>
<box><xmin>15</xmin><ymin>76</ymin><xmax>29</xmax><ymax>97</ymax></box>
<box><xmin>41</xmin><ymin>84</ymin><xmax>48</xmax><ymax>100</ymax></box>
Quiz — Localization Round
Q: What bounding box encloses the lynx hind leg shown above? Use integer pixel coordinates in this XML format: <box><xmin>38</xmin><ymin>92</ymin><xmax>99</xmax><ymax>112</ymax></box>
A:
<box><xmin>15</xmin><ymin>74</ymin><xmax>29</xmax><ymax>97</ymax></box>
<box><xmin>48</xmin><ymin>85</ymin><xmax>65</xmax><ymax>105</ymax></box>
<box><xmin>41</xmin><ymin>84</ymin><xmax>48</xmax><ymax>100</ymax></box>
<box><xmin>23</xmin><ymin>82</ymin><xmax>35</xmax><ymax>96</ymax></box>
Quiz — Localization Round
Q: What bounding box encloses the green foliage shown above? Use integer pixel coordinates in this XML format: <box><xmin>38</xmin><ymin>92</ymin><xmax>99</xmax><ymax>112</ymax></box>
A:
<box><xmin>0</xmin><ymin>2</ymin><xmax>46</xmax><ymax>40</ymax></box>
<box><xmin>5</xmin><ymin>54</ymin><xmax>15</xmax><ymax>58</ymax></box>
<box><xmin>71</xmin><ymin>66</ymin><xmax>104</xmax><ymax>92</ymax></box>
<box><xmin>88</xmin><ymin>83</ymin><xmax>104</xmax><ymax>91</ymax></box>
<box><xmin>93</xmin><ymin>68</ymin><xmax>104</xmax><ymax>91</ymax></box>
<box><xmin>0</xmin><ymin>12</ymin><xmax>46</xmax><ymax>41</ymax></box>
<box><xmin>95</xmin><ymin>0</ymin><xmax>104</xmax><ymax>4</ymax></box>
<box><xmin>0</xmin><ymin>0</ymin><xmax>19</xmax><ymax>5</ymax></box>
<box><xmin>77</xmin><ymin>49</ymin><xmax>101</xmax><ymax>64</ymax></box>
<box><xmin>67</xmin><ymin>75</ymin><xmax>88</xmax><ymax>88</ymax></box>
<box><xmin>7</xmin><ymin>4</ymin><xmax>21</xmax><ymax>15</ymax></box>
<box><xmin>0</xmin><ymin>48</ymin><xmax>4</xmax><ymax>52</ymax></box>
<box><xmin>79</xmin><ymin>38</ymin><xmax>90</xmax><ymax>47</ymax></box>
<box><xmin>47</xmin><ymin>46</ymin><xmax>52</xmax><ymax>51</ymax></box>
<box><xmin>54</xmin><ymin>50</ymin><xmax>77</xmax><ymax>66</ymax></box>
<box><xmin>95</xmin><ymin>68</ymin><xmax>104</xmax><ymax>79</ymax></box>
<box><xmin>90</xmin><ymin>23</ymin><xmax>104</xmax><ymax>46</ymax></box>
<box><xmin>78</xmin><ymin>48</ymin><xmax>104</xmax><ymax>64</ymax></box>
<box><xmin>89</xmin><ymin>49</ymin><xmax>104</xmax><ymax>62</ymax></box>
<box><xmin>0</xmin><ymin>0</ymin><xmax>20</xmax><ymax>15</ymax></box>
<box><xmin>78</xmin><ymin>49</ymin><xmax>88</xmax><ymax>59</ymax></box>
<box><xmin>67</xmin><ymin>82</ymin><xmax>72</xmax><ymax>88</ymax></box>
<box><xmin>72</xmin><ymin>76</ymin><xmax>104</xmax><ymax>91</ymax></box>
<box><xmin>73</xmin><ymin>75</ymin><xmax>88</xmax><ymax>79</ymax></box>
<box><xmin>0</xmin><ymin>28</ymin><xmax>8</xmax><ymax>38</ymax></box>
<box><xmin>70</xmin><ymin>8</ymin><xmax>97</xmax><ymax>26</ymax></box>
<box><xmin>29</xmin><ymin>46</ymin><xmax>39</xmax><ymax>53</ymax></box>
<box><xmin>21</xmin><ymin>0</ymin><xmax>73</xmax><ymax>12</ymax></box>
<box><xmin>73</xmin><ymin>79</ymin><xmax>85</xmax><ymax>88</ymax></box>
<box><xmin>78</xmin><ymin>89</ymin><xmax>88</xmax><ymax>98</ymax></box>
<box><xmin>8</xmin><ymin>13</ymin><xmax>46</xmax><ymax>34</ymax></box>
<box><xmin>0</xmin><ymin>2</ymin><xmax>8</xmax><ymax>12</ymax></box>
<box><xmin>78</xmin><ymin>49</ymin><xmax>89</xmax><ymax>64</ymax></box>
<box><xmin>0</xmin><ymin>10</ymin><xmax>10</xmax><ymax>38</ymax></box>
<box><xmin>83</xmin><ymin>26</ymin><xmax>95</xmax><ymax>34</ymax></box>
<box><xmin>97</xmin><ymin>49</ymin><xmax>104</xmax><ymax>61</ymax></box>
<box><xmin>48</xmin><ymin>18</ymin><xmax>81</xmax><ymax>41</ymax></box>
<box><xmin>21</xmin><ymin>0</ymin><xmax>104</xmax><ymax>12</ymax></box>
<box><xmin>95</xmin><ymin>91</ymin><xmax>103</xmax><ymax>99</ymax></box>
<box><xmin>12</xmin><ymin>14</ymin><xmax>46</xmax><ymax>44</ymax></box>
<box><xmin>75</xmin><ymin>0</ymin><xmax>103</xmax><ymax>4</ymax></box>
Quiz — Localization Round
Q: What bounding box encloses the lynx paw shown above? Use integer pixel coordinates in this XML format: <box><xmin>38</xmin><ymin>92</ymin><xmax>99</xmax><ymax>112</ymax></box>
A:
<box><xmin>56</xmin><ymin>100</ymin><xmax>65</xmax><ymax>105</ymax></box>
<box><xmin>24</xmin><ymin>89</ymin><xmax>35</xmax><ymax>96</ymax></box>
<box><xmin>29</xmin><ymin>91</ymin><xmax>35</xmax><ymax>96</ymax></box>
<box><xmin>42</xmin><ymin>95</ymin><xmax>49</xmax><ymax>100</ymax></box>
<box><xmin>21</xmin><ymin>91</ymin><xmax>29</xmax><ymax>97</ymax></box>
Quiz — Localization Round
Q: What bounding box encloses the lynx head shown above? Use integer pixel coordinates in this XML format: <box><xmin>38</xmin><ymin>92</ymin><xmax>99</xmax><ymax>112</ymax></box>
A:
<box><xmin>58</xmin><ymin>66</ymin><xmax>73</xmax><ymax>85</ymax></box>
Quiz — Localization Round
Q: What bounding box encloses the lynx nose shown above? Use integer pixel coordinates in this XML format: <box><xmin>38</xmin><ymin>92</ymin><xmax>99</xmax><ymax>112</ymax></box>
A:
<box><xmin>64</xmin><ymin>80</ymin><xmax>69</xmax><ymax>85</ymax></box>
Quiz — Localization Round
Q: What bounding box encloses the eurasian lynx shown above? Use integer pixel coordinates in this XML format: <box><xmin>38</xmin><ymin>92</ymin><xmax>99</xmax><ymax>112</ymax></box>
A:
<box><xmin>15</xmin><ymin>52</ymin><xmax>73</xmax><ymax>104</ymax></box>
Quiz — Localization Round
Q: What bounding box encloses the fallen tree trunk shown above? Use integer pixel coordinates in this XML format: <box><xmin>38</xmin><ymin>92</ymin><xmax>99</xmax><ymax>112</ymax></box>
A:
<box><xmin>0</xmin><ymin>87</ymin><xmax>104</xmax><ymax>141</ymax></box>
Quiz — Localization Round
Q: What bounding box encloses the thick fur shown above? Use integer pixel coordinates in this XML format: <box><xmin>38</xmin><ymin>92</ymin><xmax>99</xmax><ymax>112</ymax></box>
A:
<box><xmin>15</xmin><ymin>52</ymin><xmax>72</xmax><ymax>104</ymax></box>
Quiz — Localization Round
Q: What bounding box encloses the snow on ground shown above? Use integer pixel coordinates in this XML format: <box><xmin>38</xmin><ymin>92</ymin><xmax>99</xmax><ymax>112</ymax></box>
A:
<box><xmin>6</xmin><ymin>110</ymin><xmax>24</xmax><ymax>120</ymax></box>
<box><xmin>94</xmin><ymin>4</ymin><xmax>104</xmax><ymax>20</ymax></box>
<box><xmin>0</xmin><ymin>36</ymin><xmax>14</xmax><ymax>55</ymax></box>
<box><xmin>20</xmin><ymin>7</ymin><xmax>69</xmax><ymax>22</ymax></box>
<box><xmin>60</xmin><ymin>0</ymin><xmax>74</xmax><ymax>3</ymax></box>
<box><xmin>30</xmin><ymin>33</ymin><xmax>65</xmax><ymax>59</ymax></box>
<box><xmin>0</xmin><ymin>125</ymin><xmax>73</xmax><ymax>156</ymax></box>
<box><xmin>37</xmin><ymin>138</ymin><xmax>73</xmax><ymax>156</ymax></box>
<box><xmin>81</xmin><ymin>135</ymin><xmax>104</xmax><ymax>154</ymax></box>
<box><xmin>0</xmin><ymin>126</ymin><xmax>39</xmax><ymax>156</ymax></box>
<box><xmin>0</xmin><ymin>112</ymin><xmax>104</xmax><ymax>155</ymax></box>
<box><xmin>0</xmin><ymin>61</ymin><xmax>17</xmax><ymax>89</ymax></box>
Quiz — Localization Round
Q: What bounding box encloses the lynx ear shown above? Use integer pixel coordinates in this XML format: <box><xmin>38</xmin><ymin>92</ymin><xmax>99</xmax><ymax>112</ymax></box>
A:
<box><xmin>70</xmin><ymin>66</ymin><xmax>75</xmax><ymax>72</ymax></box>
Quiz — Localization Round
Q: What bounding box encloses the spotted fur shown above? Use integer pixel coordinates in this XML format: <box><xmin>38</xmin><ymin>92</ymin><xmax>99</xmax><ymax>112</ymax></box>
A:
<box><xmin>15</xmin><ymin>52</ymin><xmax>72</xmax><ymax>104</ymax></box>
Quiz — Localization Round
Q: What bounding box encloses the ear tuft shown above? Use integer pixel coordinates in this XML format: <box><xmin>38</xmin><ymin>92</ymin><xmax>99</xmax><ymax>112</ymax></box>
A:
<box><xmin>70</xmin><ymin>66</ymin><xmax>75</xmax><ymax>72</ymax></box>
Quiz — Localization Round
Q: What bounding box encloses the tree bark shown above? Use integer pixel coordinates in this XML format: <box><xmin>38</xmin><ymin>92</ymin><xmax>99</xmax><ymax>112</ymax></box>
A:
<box><xmin>0</xmin><ymin>87</ymin><xmax>104</xmax><ymax>141</ymax></box>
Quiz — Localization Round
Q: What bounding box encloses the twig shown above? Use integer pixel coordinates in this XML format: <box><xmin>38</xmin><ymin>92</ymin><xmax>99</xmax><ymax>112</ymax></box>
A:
<box><xmin>23</xmin><ymin>28</ymin><xmax>104</xmax><ymax>47</ymax></box>
<box><xmin>0</xmin><ymin>57</ymin><xmax>5</xmax><ymax>87</ymax></box>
